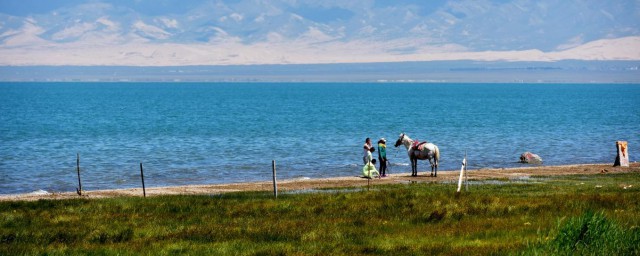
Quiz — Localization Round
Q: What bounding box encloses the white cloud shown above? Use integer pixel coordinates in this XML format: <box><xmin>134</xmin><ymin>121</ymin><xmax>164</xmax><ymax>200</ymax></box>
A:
<box><xmin>404</xmin><ymin>11</ymin><xmax>417</xmax><ymax>23</ymax></box>
<box><xmin>266</xmin><ymin>32</ymin><xmax>284</xmax><ymax>42</ymax></box>
<box><xmin>132</xmin><ymin>20</ymin><xmax>171</xmax><ymax>39</ymax></box>
<box><xmin>445</xmin><ymin>18</ymin><xmax>456</xmax><ymax>25</ymax></box>
<box><xmin>96</xmin><ymin>17</ymin><xmax>119</xmax><ymax>31</ymax></box>
<box><xmin>229</xmin><ymin>13</ymin><xmax>244</xmax><ymax>22</ymax></box>
<box><xmin>0</xmin><ymin>29</ymin><xmax>20</xmax><ymax>39</ymax></box>
<box><xmin>512</xmin><ymin>3</ymin><xmax>527</xmax><ymax>12</ymax></box>
<box><xmin>297</xmin><ymin>27</ymin><xmax>335</xmax><ymax>43</ymax></box>
<box><xmin>556</xmin><ymin>35</ymin><xmax>584</xmax><ymax>51</ymax></box>
<box><xmin>220</xmin><ymin>13</ymin><xmax>244</xmax><ymax>23</ymax></box>
<box><xmin>359</xmin><ymin>25</ymin><xmax>377</xmax><ymax>35</ymax></box>
<box><xmin>409</xmin><ymin>23</ymin><xmax>428</xmax><ymax>34</ymax></box>
<box><xmin>290</xmin><ymin>13</ymin><xmax>304</xmax><ymax>21</ymax></box>
<box><xmin>207</xmin><ymin>27</ymin><xmax>242</xmax><ymax>44</ymax></box>
<box><xmin>157</xmin><ymin>17</ymin><xmax>178</xmax><ymax>29</ymax></box>
<box><xmin>51</xmin><ymin>22</ymin><xmax>96</xmax><ymax>41</ymax></box>
<box><xmin>2</xmin><ymin>19</ymin><xmax>48</xmax><ymax>47</ymax></box>
<box><xmin>600</xmin><ymin>10</ymin><xmax>614</xmax><ymax>21</ymax></box>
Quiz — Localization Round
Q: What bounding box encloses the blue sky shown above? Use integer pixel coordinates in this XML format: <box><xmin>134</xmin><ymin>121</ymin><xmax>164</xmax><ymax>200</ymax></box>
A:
<box><xmin>0</xmin><ymin>0</ymin><xmax>638</xmax><ymax>66</ymax></box>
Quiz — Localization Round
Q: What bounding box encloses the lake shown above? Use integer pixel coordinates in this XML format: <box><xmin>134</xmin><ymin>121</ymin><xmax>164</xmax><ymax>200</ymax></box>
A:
<box><xmin>0</xmin><ymin>82</ymin><xmax>638</xmax><ymax>194</ymax></box>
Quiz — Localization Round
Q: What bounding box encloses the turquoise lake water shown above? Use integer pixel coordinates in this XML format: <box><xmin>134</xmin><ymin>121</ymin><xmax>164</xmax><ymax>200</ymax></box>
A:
<box><xmin>0</xmin><ymin>82</ymin><xmax>638</xmax><ymax>194</ymax></box>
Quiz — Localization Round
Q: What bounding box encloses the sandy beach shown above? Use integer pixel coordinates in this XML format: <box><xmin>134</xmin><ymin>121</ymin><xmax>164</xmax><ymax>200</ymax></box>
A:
<box><xmin>1</xmin><ymin>162</ymin><xmax>638</xmax><ymax>202</ymax></box>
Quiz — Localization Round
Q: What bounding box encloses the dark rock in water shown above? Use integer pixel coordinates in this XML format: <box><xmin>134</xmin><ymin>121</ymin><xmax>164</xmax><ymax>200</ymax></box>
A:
<box><xmin>520</xmin><ymin>152</ymin><xmax>543</xmax><ymax>164</ymax></box>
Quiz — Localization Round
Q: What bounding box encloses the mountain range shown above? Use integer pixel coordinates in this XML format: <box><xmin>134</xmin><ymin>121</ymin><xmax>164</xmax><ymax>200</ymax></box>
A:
<box><xmin>0</xmin><ymin>0</ymin><xmax>639</xmax><ymax>66</ymax></box>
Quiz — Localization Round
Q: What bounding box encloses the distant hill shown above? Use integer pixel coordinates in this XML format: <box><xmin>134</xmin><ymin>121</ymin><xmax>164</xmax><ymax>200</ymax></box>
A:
<box><xmin>0</xmin><ymin>60</ymin><xmax>638</xmax><ymax>83</ymax></box>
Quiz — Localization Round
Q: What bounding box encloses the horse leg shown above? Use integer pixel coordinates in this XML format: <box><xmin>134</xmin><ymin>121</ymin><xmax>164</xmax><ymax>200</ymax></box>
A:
<box><xmin>409</xmin><ymin>157</ymin><xmax>413</xmax><ymax>176</ymax></box>
<box><xmin>411</xmin><ymin>158</ymin><xmax>415</xmax><ymax>176</ymax></box>
<box><xmin>429</xmin><ymin>159</ymin><xmax>434</xmax><ymax>177</ymax></box>
<box><xmin>429</xmin><ymin>158</ymin><xmax>438</xmax><ymax>177</ymax></box>
<box><xmin>434</xmin><ymin>159</ymin><xmax>438</xmax><ymax>177</ymax></box>
<box><xmin>412</xmin><ymin>158</ymin><xmax>417</xmax><ymax>177</ymax></box>
<box><xmin>432</xmin><ymin>163</ymin><xmax>436</xmax><ymax>177</ymax></box>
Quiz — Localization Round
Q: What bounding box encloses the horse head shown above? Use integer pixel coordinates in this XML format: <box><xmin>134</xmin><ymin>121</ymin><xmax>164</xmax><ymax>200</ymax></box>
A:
<box><xmin>394</xmin><ymin>133</ymin><xmax>405</xmax><ymax>147</ymax></box>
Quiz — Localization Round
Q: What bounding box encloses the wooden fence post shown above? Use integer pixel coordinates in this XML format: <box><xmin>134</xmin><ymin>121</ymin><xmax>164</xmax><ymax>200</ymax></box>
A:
<box><xmin>272</xmin><ymin>160</ymin><xmax>277</xmax><ymax>198</ymax></box>
<box><xmin>140</xmin><ymin>162</ymin><xmax>146</xmax><ymax>198</ymax></box>
<box><xmin>76</xmin><ymin>153</ymin><xmax>82</xmax><ymax>195</ymax></box>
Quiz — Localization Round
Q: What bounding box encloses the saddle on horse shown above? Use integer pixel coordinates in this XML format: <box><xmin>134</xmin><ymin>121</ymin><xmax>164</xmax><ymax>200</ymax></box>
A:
<box><xmin>411</xmin><ymin>140</ymin><xmax>428</xmax><ymax>151</ymax></box>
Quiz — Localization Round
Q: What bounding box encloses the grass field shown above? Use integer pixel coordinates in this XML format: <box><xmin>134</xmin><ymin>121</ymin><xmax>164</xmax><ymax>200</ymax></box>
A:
<box><xmin>1</xmin><ymin>172</ymin><xmax>639</xmax><ymax>255</ymax></box>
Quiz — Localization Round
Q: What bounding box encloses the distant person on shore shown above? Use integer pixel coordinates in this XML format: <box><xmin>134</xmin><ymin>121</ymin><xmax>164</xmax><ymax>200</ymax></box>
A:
<box><xmin>377</xmin><ymin>138</ymin><xmax>388</xmax><ymax>177</ymax></box>
<box><xmin>363</xmin><ymin>137</ymin><xmax>373</xmax><ymax>164</ymax></box>
<box><xmin>362</xmin><ymin>158</ymin><xmax>380</xmax><ymax>179</ymax></box>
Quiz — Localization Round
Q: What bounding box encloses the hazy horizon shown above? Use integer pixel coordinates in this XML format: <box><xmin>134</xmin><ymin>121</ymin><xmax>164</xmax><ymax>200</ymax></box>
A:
<box><xmin>1</xmin><ymin>60</ymin><xmax>638</xmax><ymax>83</ymax></box>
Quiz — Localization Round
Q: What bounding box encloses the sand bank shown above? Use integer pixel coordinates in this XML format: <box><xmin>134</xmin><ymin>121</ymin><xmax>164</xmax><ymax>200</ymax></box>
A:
<box><xmin>1</xmin><ymin>163</ymin><xmax>638</xmax><ymax>202</ymax></box>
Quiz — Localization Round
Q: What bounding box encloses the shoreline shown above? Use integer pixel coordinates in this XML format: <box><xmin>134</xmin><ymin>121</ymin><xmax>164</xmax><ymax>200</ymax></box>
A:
<box><xmin>1</xmin><ymin>163</ymin><xmax>638</xmax><ymax>202</ymax></box>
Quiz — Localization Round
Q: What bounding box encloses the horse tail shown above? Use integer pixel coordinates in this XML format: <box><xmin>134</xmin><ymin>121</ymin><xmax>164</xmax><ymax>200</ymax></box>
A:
<box><xmin>434</xmin><ymin>145</ymin><xmax>440</xmax><ymax>161</ymax></box>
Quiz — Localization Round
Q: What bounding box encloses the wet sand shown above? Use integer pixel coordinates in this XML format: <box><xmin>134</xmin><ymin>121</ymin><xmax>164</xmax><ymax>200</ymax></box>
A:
<box><xmin>1</xmin><ymin>163</ymin><xmax>638</xmax><ymax>201</ymax></box>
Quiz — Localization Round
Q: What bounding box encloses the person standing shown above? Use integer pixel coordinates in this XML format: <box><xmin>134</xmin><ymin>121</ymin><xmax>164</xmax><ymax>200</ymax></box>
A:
<box><xmin>377</xmin><ymin>138</ymin><xmax>388</xmax><ymax>177</ymax></box>
<box><xmin>363</xmin><ymin>137</ymin><xmax>373</xmax><ymax>164</ymax></box>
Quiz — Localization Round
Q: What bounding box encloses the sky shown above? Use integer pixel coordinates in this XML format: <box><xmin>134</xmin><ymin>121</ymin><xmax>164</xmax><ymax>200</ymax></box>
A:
<box><xmin>0</xmin><ymin>0</ymin><xmax>638</xmax><ymax>66</ymax></box>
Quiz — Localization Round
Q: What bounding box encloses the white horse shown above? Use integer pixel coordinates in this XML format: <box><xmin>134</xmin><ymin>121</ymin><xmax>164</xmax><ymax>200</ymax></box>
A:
<box><xmin>394</xmin><ymin>133</ymin><xmax>440</xmax><ymax>177</ymax></box>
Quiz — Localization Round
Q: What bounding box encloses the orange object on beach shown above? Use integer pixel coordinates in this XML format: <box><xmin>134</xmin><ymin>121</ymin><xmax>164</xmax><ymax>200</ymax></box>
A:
<box><xmin>618</xmin><ymin>141</ymin><xmax>627</xmax><ymax>157</ymax></box>
<box><xmin>614</xmin><ymin>141</ymin><xmax>629</xmax><ymax>167</ymax></box>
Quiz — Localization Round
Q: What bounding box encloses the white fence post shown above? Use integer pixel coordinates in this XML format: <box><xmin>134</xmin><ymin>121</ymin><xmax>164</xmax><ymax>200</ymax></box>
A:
<box><xmin>457</xmin><ymin>154</ymin><xmax>467</xmax><ymax>193</ymax></box>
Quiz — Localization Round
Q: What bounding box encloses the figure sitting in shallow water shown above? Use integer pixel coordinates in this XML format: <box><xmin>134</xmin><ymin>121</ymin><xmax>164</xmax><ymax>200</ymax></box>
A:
<box><xmin>363</xmin><ymin>158</ymin><xmax>380</xmax><ymax>179</ymax></box>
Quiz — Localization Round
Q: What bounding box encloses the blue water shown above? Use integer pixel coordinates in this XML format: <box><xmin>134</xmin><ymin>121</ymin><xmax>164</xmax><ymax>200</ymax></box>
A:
<box><xmin>0</xmin><ymin>82</ymin><xmax>638</xmax><ymax>195</ymax></box>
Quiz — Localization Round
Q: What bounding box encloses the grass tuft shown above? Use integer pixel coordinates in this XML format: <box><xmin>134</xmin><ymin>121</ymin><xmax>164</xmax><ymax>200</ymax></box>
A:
<box><xmin>527</xmin><ymin>210</ymin><xmax>640</xmax><ymax>255</ymax></box>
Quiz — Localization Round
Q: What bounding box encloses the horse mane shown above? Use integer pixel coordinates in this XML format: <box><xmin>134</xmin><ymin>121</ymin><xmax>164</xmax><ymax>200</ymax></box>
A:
<box><xmin>402</xmin><ymin>133</ymin><xmax>412</xmax><ymax>143</ymax></box>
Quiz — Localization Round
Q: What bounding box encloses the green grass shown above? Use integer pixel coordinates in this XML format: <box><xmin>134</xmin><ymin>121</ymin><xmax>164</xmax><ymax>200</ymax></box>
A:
<box><xmin>541</xmin><ymin>210</ymin><xmax>639</xmax><ymax>255</ymax></box>
<box><xmin>1</xmin><ymin>173</ymin><xmax>639</xmax><ymax>255</ymax></box>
